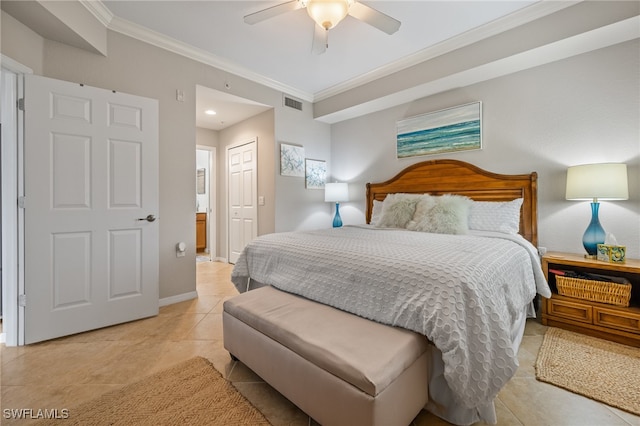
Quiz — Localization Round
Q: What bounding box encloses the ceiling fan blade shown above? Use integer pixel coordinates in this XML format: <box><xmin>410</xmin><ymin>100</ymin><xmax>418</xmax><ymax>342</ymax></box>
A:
<box><xmin>312</xmin><ymin>24</ymin><xmax>327</xmax><ymax>55</ymax></box>
<box><xmin>244</xmin><ymin>0</ymin><xmax>303</xmax><ymax>25</ymax></box>
<box><xmin>348</xmin><ymin>2</ymin><xmax>401</xmax><ymax>35</ymax></box>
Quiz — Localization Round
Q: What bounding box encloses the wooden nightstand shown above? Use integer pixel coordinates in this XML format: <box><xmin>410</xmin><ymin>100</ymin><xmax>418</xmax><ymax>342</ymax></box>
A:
<box><xmin>541</xmin><ymin>252</ymin><xmax>640</xmax><ymax>347</ymax></box>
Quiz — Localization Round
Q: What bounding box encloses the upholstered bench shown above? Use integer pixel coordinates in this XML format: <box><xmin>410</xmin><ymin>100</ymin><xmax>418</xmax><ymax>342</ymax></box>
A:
<box><xmin>223</xmin><ymin>286</ymin><xmax>430</xmax><ymax>426</ymax></box>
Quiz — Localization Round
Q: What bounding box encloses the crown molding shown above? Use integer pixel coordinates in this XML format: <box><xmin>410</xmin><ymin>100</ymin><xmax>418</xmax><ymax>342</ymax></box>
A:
<box><xmin>315</xmin><ymin>15</ymin><xmax>640</xmax><ymax>124</ymax></box>
<box><xmin>1</xmin><ymin>54</ymin><xmax>34</xmax><ymax>74</ymax></box>
<box><xmin>90</xmin><ymin>0</ymin><xmax>577</xmax><ymax>104</ymax></box>
<box><xmin>107</xmin><ymin>15</ymin><xmax>314</xmax><ymax>102</ymax></box>
<box><xmin>313</xmin><ymin>0</ymin><xmax>580</xmax><ymax>101</ymax></box>
<box><xmin>80</xmin><ymin>0</ymin><xmax>114</xmax><ymax>27</ymax></box>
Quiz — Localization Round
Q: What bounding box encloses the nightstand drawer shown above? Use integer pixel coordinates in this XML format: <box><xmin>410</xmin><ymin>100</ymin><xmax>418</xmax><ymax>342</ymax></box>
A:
<box><xmin>547</xmin><ymin>298</ymin><xmax>592</xmax><ymax>324</ymax></box>
<box><xmin>594</xmin><ymin>307</ymin><xmax>640</xmax><ymax>334</ymax></box>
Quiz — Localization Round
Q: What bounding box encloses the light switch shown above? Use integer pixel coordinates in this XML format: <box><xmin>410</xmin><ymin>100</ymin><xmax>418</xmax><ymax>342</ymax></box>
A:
<box><xmin>258</xmin><ymin>196</ymin><xmax>265</xmax><ymax>206</ymax></box>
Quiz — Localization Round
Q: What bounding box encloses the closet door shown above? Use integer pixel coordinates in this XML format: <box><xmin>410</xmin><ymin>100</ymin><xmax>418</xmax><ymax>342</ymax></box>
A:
<box><xmin>228</xmin><ymin>140</ymin><xmax>257</xmax><ymax>264</ymax></box>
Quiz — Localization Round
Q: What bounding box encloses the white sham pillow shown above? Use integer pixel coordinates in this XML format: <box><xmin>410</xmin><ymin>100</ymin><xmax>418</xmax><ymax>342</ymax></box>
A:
<box><xmin>468</xmin><ymin>198</ymin><xmax>523</xmax><ymax>234</ymax></box>
<box><xmin>406</xmin><ymin>194</ymin><xmax>472</xmax><ymax>234</ymax></box>
<box><xmin>370</xmin><ymin>200</ymin><xmax>384</xmax><ymax>225</ymax></box>
<box><xmin>376</xmin><ymin>193</ymin><xmax>422</xmax><ymax>228</ymax></box>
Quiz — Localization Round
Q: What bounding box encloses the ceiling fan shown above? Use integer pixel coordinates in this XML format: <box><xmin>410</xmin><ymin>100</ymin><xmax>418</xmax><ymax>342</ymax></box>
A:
<box><xmin>244</xmin><ymin>0</ymin><xmax>401</xmax><ymax>54</ymax></box>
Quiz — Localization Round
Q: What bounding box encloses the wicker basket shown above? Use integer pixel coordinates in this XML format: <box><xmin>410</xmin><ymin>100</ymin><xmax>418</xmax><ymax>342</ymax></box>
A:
<box><xmin>556</xmin><ymin>276</ymin><xmax>631</xmax><ymax>307</ymax></box>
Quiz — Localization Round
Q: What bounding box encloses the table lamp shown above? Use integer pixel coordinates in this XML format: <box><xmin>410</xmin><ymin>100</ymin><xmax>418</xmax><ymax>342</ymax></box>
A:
<box><xmin>565</xmin><ymin>163</ymin><xmax>628</xmax><ymax>258</ymax></box>
<box><xmin>324</xmin><ymin>182</ymin><xmax>349</xmax><ymax>228</ymax></box>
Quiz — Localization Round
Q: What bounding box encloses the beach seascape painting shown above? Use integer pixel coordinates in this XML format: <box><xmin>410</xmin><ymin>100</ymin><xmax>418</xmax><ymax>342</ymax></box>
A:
<box><xmin>396</xmin><ymin>102</ymin><xmax>482</xmax><ymax>158</ymax></box>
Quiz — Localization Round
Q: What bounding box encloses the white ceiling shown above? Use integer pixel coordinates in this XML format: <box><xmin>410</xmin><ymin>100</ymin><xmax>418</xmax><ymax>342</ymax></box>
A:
<box><xmin>98</xmin><ymin>0</ymin><xmax>560</xmax><ymax>130</ymax></box>
<box><xmin>5</xmin><ymin>1</ymin><xmax>636</xmax><ymax>129</ymax></box>
<box><xmin>195</xmin><ymin>84</ymin><xmax>273</xmax><ymax>130</ymax></box>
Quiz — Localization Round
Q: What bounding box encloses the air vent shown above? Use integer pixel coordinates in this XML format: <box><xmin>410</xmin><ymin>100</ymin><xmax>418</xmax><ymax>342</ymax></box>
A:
<box><xmin>283</xmin><ymin>95</ymin><xmax>303</xmax><ymax>111</ymax></box>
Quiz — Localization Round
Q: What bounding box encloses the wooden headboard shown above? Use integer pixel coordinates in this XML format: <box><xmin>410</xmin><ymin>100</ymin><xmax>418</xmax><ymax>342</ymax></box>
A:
<box><xmin>366</xmin><ymin>159</ymin><xmax>538</xmax><ymax>246</ymax></box>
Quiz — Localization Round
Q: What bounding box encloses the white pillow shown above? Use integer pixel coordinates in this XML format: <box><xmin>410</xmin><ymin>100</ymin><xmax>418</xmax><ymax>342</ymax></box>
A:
<box><xmin>370</xmin><ymin>200</ymin><xmax>383</xmax><ymax>225</ymax></box>
<box><xmin>468</xmin><ymin>198</ymin><xmax>523</xmax><ymax>234</ymax></box>
<box><xmin>376</xmin><ymin>193</ymin><xmax>422</xmax><ymax>228</ymax></box>
<box><xmin>407</xmin><ymin>194</ymin><xmax>472</xmax><ymax>234</ymax></box>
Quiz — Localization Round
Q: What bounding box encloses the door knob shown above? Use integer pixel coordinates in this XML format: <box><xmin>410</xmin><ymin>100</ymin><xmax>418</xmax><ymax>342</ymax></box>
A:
<box><xmin>137</xmin><ymin>214</ymin><xmax>156</xmax><ymax>222</ymax></box>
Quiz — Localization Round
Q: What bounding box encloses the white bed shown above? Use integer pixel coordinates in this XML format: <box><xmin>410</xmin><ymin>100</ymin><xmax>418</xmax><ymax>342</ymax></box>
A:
<box><xmin>228</xmin><ymin>159</ymin><xmax>551</xmax><ymax>425</ymax></box>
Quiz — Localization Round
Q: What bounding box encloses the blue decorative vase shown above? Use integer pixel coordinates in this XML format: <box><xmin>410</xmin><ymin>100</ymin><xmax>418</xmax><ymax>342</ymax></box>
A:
<box><xmin>332</xmin><ymin>203</ymin><xmax>343</xmax><ymax>228</ymax></box>
<box><xmin>582</xmin><ymin>202</ymin><xmax>605</xmax><ymax>256</ymax></box>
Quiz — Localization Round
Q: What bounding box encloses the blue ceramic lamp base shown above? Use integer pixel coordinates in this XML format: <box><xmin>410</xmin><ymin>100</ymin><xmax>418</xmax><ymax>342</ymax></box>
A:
<box><xmin>582</xmin><ymin>202</ymin><xmax>605</xmax><ymax>258</ymax></box>
<box><xmin>332</xmin><ymin>203</ymin><xmax>343</xmax><ymax>228</ymax></box>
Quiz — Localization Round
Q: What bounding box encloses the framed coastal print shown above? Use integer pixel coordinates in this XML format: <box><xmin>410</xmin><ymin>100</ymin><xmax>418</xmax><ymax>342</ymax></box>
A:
<box><xmin>280</xmin><ymin>143</ymin><xmax>305</xmax><ymax>177</ymax></box>
<box><xmin>305</xmin><ymin>159</ymin><xmax>326</xmax><ymax>189</ymax></box>
<box><xmin>396</xmin><ymin>101</ymin><xmax>482</xmax><ymax>158</ymax></box>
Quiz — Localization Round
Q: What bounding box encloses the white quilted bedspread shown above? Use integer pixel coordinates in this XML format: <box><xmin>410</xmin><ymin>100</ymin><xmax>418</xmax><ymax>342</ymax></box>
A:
<box><xmin>231</xmin><ymin>226</ymin><xmax>550</xmax><ymax>413</ymax></box>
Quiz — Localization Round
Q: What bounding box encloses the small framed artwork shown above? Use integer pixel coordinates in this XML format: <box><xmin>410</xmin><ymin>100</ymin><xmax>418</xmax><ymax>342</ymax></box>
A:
<box><xmin>305</xmin><ymin>159</ymin><xmax>326</xmax><ymax>189</ymax></box>
<box><xmin>280</xmin><ymin>143</ymin><xmax>305</xmax><ymax>177</ymax></box>
<box><xmin>196</xmin><ymin>168</ymin><xmax>206</xmax><ymax>194</ymax></box>
<box><xmin>396</xmin><ymin>101</ymin><xmax>482</xmax><ymax>158</ymax></box>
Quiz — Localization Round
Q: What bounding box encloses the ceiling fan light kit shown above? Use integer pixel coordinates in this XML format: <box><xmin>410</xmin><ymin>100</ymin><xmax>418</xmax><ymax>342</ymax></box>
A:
<box><xmin>244</xmin><ymin>0</ymin><xmax>400</xmax><ymax>54</ymax></box>
<box><xmin>303</xmin><ymin>0</ymin><xmax>354</xmax><ymax>30</ymax></box>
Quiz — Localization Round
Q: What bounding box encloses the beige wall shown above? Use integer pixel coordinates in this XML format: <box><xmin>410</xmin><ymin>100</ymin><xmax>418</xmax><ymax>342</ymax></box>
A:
<box><xmin>39</xmin><ymin>31</ymin><xmax>204</xmax><ymax>300</ymax></box>
<box><xmin>2</xmin><ymin>2</ymin><xmax>637</xmax><ymax>300</ymax></box>
<box><xmin>196</xmin><ymin>127</ymin><xmax>218</xmax><ymax>149</ymax></box>
<box><xmin>196</xmin><ymin>127</ymin><xmax>218</xmax><ymax>256</ymax></box>
<box><xmin>330</xmin><ymin>40</ymin><xmax>640</xmax><ymax>258</ymax></box>
<box><xmin>314</xmin><ymin>1</ymin><xmax>640</xmax><ymax>122</ymax></box>
<box><xmin>274</xmin><ymin>104</ymin><xmax>333</xmax><ymax>231</ymax></box>
<box><xmin>1</xmin><ymin>11</ymin><xmax>44</xmax><ymax>74</ymax></box>
<box><xmin>218</xmin><ymin>109</ymin><xmax>275</xmax><ymax>260</ymax></box>
<box><xmin>1</xmin><ymin>14</ymin><xmax>331</xmax><ymax>300</ymax></box>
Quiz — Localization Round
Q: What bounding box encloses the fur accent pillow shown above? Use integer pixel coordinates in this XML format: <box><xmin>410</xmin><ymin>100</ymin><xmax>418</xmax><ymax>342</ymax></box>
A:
<box><xmin>376</xmin><ymin>193</ymin><xmax>422</xmax><ymax>228</ymax></box>
<box><xmin>406</xmin><ymin>194</ymin><xmax>472</xmax><ymax>234</ymax></box>
<box><xmin>405</xmin><ymin>195</ymin><xmax>436</xmax><ymax>230</ymax></box>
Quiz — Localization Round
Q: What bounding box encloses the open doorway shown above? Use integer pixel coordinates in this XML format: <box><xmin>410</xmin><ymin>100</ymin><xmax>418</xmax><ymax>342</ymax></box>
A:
<box><xmin>196</xmin><ymin>146</ymin><xmax>216</xmax><ymax>262</ymax></box>
<box><xmin>195</xmin><ymin>85</ymin><xmax>271</xmax><ymax>264</ymax></box>
<box><xmin>1</xmin><ymin>55</ymin><xmax>31</xmax><ymax>346</ymax></box>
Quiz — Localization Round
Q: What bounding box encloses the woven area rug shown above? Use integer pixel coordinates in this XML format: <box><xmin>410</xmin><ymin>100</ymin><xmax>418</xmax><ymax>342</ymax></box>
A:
<box><xmin>535</xmin><ymin>327</ymin><xmax>640</xmax><ymax>415</ymax></box>
<box><xmin>37</xmin><ymin>357</ymin><xmax>270</xmax><ymax>425</ymax></box>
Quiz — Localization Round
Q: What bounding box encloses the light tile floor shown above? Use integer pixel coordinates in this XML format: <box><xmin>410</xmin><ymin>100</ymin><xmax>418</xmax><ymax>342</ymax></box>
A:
<box><xmin>1</xmin><ymin>261</ymin><xmax>638</xmax><ymax>425</ymax></box>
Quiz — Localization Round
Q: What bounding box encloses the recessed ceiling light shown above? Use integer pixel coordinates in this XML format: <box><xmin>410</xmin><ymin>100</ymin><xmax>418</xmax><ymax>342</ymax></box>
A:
<box><xmin>205</xmin><ymin>109</ymin><xmax>217</xmax><ymax>115</ymax></box>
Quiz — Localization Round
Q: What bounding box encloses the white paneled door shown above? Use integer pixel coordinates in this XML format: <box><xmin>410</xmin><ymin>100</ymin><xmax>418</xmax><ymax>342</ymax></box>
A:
<box><xmin>23</xmin><ymin>75</ymin><xmax>159</xmax><ymax>344</ymax></box>
<box><xmin>228</xmin><ymin>140</ymin><xmax>257</xmax><ymax>264</ymax></box>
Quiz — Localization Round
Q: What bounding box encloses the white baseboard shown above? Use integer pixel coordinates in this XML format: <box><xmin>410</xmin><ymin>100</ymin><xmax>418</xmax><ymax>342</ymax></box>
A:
<box><xmin>159</xmin><ymin>291</ymin><xmax>198</xmax><ymax>307</ymax></box>
<box><xmin>0</xmin><ymin>332</ymin><xmax>5</xmax><ymax>344</ymax></box>
<box><xmin>160</xmin><ymin>259</ymin><xmax>230</xmax><ymax>307</ymax></box>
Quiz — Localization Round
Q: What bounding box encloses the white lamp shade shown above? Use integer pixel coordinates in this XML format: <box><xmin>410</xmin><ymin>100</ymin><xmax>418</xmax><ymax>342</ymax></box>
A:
<box><xmin>565</xmin><ymin>163</ymin><xmax>629</xmax><ymax>201</ymax></box>
<box><xmin>306</xmin><ymin>0</ymin><xmax>351</xmax><ymax>30</ymax></box>
<box><xmin>325</xmin><ymin>182</ymin><xmax>349</xmax><ymax>202</ymax></box>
